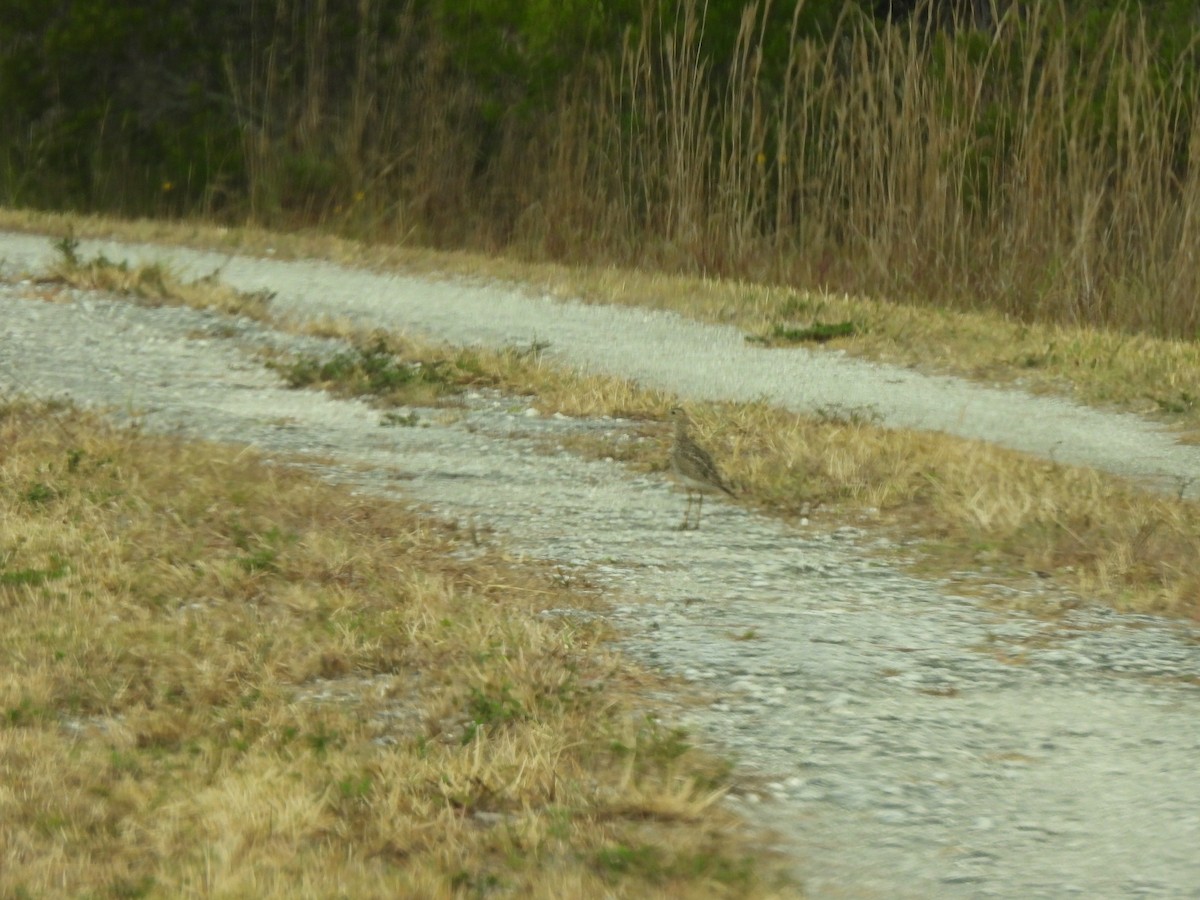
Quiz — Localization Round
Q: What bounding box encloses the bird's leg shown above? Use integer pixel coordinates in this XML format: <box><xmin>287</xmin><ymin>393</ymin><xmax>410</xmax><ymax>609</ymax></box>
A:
<box><xmin>694</xmin><ymin>493</ymin><xmax>704</xmax><ymax>529</ymax></box>
<box><xmin>678</xmin><ymin>491</ymin><xmax>695</xmax><ymax>530</ymax></box>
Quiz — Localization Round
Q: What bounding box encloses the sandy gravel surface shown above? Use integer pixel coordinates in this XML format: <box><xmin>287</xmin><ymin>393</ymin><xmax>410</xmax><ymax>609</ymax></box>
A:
<box><xmin>3</xmin><ymin>230</ymin><xmax>1200</xmax><ymax>495</ymax></box>
<box><xmin>2</xmin><ymin>231</ymin><xmax>1199</xmax><ymax>898</ymax></box>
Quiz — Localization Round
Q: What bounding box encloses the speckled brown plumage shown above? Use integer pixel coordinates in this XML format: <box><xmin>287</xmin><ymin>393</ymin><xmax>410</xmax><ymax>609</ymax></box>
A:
<box><xmin>669</xmin><ymin>407</ymin><xmax>734</xmax><ymax>529</ymax></box>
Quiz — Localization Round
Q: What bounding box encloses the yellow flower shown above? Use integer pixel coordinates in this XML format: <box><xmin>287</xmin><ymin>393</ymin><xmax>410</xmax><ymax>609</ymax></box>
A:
<box><xmin>755</xmin><ymin>152</ymin><xmax>766</xmax><ymax>167</ymax></box>
<box><xmin>161</xmin><ymin>180</ymin><xmax>174</xmax><ymax>192</ymax></box>
<box><xmin>354</xmin><ymin>190</ymin><xmax>366</xmax><ymax>203</ymax></box>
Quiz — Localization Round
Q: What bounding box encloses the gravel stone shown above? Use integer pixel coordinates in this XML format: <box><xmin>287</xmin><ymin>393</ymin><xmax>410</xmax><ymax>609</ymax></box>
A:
<box><xmin>2</xmin><ymin>233</ymin><xmax>1199</xmax><ymax>898</ymax></box>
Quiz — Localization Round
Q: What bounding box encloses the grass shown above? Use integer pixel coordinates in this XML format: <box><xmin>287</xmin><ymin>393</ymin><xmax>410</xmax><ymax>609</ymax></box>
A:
<box><xmin>264</xmin><ymin>326</ymin><xmax>1200</xmax><ymax>622</ymax></box>
<box><xmin>276</xmin><ymin>318</ymin><xmax>673</xmax><ymax>421</ymax></box>
<box><xmin>12</xmin><ymin>2</ymin><xmax>1200</xmax><ymax>343</ymax></box>
<box><xmin>30</xmin><ymin>229</ymin><xmax>275</xmax><ymax>320</ymax></box>
<box><xmin>268</xmin><ymin>334</ymin><xmax>471</xmax><ymax>408</ymax></box>
<box><xmin>579</xmin><ymin>400</ymin><xmax>1200</xmax><ymax>620</ymax></box>
<box><xmin>13</xmin><ymin>237</ymin><xmax>1200</xmax><ymax>620</ymax></box>
<box><xmin>3</xmin><ymin>208</ymin><xmax>1200</xmax><ymax>437</ymax></box>
<box><xmin>0</xmin><ymin>399</ymin><xmax>793</xmax><ymax>897</ymax></box>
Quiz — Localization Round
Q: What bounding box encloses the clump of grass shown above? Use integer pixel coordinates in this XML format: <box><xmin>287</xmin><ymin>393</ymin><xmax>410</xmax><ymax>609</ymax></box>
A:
<box><xmin>270</xmin><ymin>334</ymin><xmax>470</xmax><ymax>407</ymax></box>
<box><xmin>285</xmin><ymin>320</ymin><xmax>673</xmax><ymax>420</ymax></box>
<box><xmin>0</xmin><ymin>400</ymin><xmax>790</xmax><ymax>897</ymax></box>
<box><xmin>41</xmin><ymin>232</ymin><xmax>275</xmax><ymax>319</ymax></box>
<box><xmin>747</xmin><ymin>320</ymin><xmax>859</xmax><ymax>346</ymax></box>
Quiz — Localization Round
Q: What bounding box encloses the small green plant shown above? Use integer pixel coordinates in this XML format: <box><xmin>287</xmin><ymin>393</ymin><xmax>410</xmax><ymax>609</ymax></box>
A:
<box><xmin>305</xmin><ymin>725</ymin><xmax>343</xmax><ymax>756</ymax></box>
<box><xmin>104</xmin><ymin>875</ymin><xmax>156</xmax><ymax>900</ymax></box>
<box><xmin>270</xmin><ymin>334</ymin><xmax>488</xmax><ymax>407</ymax></box>
<box><xmin>0</xmin><ymin>554</ymin><xmax>69</xmax><ymax>587</ymax></box>
<box><xmin>748</xmin><ymin>320</ymin><xmax>859</xmax><ymax>346</ymax></box>
<box><xmin>336</xmin><ymin>773</ymin><xmax>373</xmax><ymax>801</ymax></box>
<box><xmin>21</xmin><ymin>482</ymin><xmax>59</xmax><ymax>506</ymax></box>
<box><xmin>1154</xmin><ymin>391</ymin><xmax>1197</xmax><ymax>415</ymax></box>
<box><xmin>232</xmin><ymin>525</ymin><xmax>292</xmax><ymax>574</ymax></box>
<box><xmin>593</xmin><ymin>843</ymin><xmax>665</xmax><ymax>882</ymax></box>
<box><xmin>5</xmin><ymin>697</ymin><xmax>50</xmax><ymax>727</ymax></box>
<box><xmin>462</xmin><ymin>684</ymin><xmax>526</xmax><ymax>743</ymax></box>
<box><xmin>380</xmin><ymin>410</ymin><xmax>420</xmax><ymax>427</ymax></box>
<box><xmin>636</xmin><ymin>717</ymin><xmax>691</xmax><ymax>766</ymax></box>
<box><xmin>53</xmin><ymin>231</ymin><xmax>81</xmax><ymax>267</ymax></box>
<box><xmin>450</xmin><ymin>870</ymin><xmax>504</xmax><ymax>893</ymax></box>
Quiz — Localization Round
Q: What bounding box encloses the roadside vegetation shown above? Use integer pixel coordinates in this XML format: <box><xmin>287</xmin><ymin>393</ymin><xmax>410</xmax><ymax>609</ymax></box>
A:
<box><xmin>15</xmin><ymin>241</ymin><xmax>1200</xmax><ymax>622</ymax></box>
<box><xmin>9</xmin><ymin>0</ymin><xmax>1200</xmax><ymax>889</ymax></box>
<box><xmin>270</xmin><ymin>332</ymin><xmax>1200</xmax><ymax>622</ymax></box>
<box><xmin>6</xmin><ymin>0</ymin><xmax>1200</xmax><ymax>427</ymax></box>
<box><xmin>0</xmin><ymin>399</ymin><xmax>791</xmax><ymax>897</ymax></box>
<box><xmin>7</xmin><ymin>1</ymin><xmax>1200</xmax><ymax>340</ymax></box>
<box><xmin>33</xmin><ymin>233</ymin><xmax>274</xmax><ymax>320</ymax></box>
<box><xmin>7</xmin><ymin>210</ymin><xmax>1200</xmax><ymax>436</ymax></box>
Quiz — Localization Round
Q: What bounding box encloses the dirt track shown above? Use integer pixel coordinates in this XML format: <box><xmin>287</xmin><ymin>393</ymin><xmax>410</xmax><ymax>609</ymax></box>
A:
<box><xmin>3</xmin><ymin>231</ymin><xmax>1199</xmax><ymax>898</ymax></box>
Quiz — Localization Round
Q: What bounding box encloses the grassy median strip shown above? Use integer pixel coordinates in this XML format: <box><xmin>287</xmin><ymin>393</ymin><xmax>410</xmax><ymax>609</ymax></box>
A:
<box><xmin>273</xmin><ymin>329</ymin><xmax>1200</xmax><ymax>622</ymax></box>
<box><xmin>3</xmin><ymin>209</ymin><xmax>1200</xmax><ymax>434</ymax></box>
<box><xmin>13</xmin><ymin>233</ymin><xmax>1200</xmax><ymax>621</ymax></box>
<box><xmin>0</xmin><ymin>401</ymin><xmax>792</xmax><ymax>898</ymax></box>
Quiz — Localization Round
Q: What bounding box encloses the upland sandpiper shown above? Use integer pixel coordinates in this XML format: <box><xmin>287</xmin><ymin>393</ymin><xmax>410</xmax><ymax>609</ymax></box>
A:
<box><xmin>669</xmin><ymin>406</ymin><xmax>735</xmax><ymax>529</ymax></box>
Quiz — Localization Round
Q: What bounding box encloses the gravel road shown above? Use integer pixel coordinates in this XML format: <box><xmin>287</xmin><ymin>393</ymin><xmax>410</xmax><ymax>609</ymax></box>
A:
<box><xmin>2</xmin><ymin>230</ymin><xmax>1199</xmax><ymax>898</ymax></box>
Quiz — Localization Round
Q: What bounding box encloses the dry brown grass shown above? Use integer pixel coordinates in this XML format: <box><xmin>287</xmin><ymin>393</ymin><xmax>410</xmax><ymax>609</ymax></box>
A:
<box><xmin>32</xmin><ymin>232</ymin><xmax>274</xmax><ymax>320</ymax></box>
<box><xmin>0</xmin><ymin>400</ymin><xmax>792</xmax><ymax>898</ymax></box>
<box><xmin>653</xmin><ymin>402</ymin><xmax>1200</xmax><ymax>621</ymax></box>
<box><xmin>3</xmin><ymin>208</ymin><xmax>1199</xmax><ymax>430</ymax></box>
<box><xmin>9</xmin><ymin>219</ymin><xmax>1200</xmax><ymax>620</ymax></box>
<box><xmin>214</xmin><ymin>0</ymin><xmax>1200</xmax><ymax>340</ymax></box>
<box><xmin>262</xmin><ymin>324</ymin><xmax>1200</xmax><ymax>621</ymax></box>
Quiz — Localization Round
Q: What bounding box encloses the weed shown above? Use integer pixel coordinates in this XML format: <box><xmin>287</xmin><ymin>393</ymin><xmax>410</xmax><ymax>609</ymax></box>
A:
<box><xmin>0</xmin><ymin>554</ymin><xmax>69</xmax><ymax>587</ymax></box>
<box><xmin>232</xmin><ymin>525</ymin><xmax>292</xmax><ymax>574</ymax></box>
<box><xmin>5</xmin><ymin>697</ymin><xmax>50</xmax><ymax>727</ymax></box>
<box><xmin>462</xmin><ymin>684</ymin><xmax>526</xmax><ymax>744</ymax></box>
<box><xmin>21</xmin><ymin>482</ymin><xmax>59</xmax><ymax>506</ymax></box>
<box><xmin>633</xmin><ymin>717</ymin><xmax>692</xmax><ymax>767</ymax></box>
<box><xmin>336</xmin><ymin>772</ymin><xmax>372</xmax><ymax>801</ymax></box>
<box><xmin>748</xmin><ymin>320</ymin><xmax>859</xmax><ymax>346</ymax></box>
<box><xmin>53</xmin><ymin>230</ymin><xmax>80</xmax><ymax>267</ymax></box>
<box><xmin>271</xmin><ymin>334</ymin><xmax>469</xmax><ymax>406</ymax></box>
<box><xmin>811</xmin><ymin>404</ymin><xmax>883</xmax><ymax>427</ymax></box>
<box><xmin>594</xmin><ymin>843</ymin><xmax>664</xmax><ymax>882</ymax></box>
<box><xmin>381</xmin><ymin>410</ymin><xmax>420</xmax><ymax>427</ymax></box>
<box><xmin>1154</xmin><ymin>391</ymin><xmax>1197</xmax><ymax>415</ymax></box>
<box><xmin>42</xmin><ymin>237</ymin><xmax>273</xmax><ymax>319</ymax></box>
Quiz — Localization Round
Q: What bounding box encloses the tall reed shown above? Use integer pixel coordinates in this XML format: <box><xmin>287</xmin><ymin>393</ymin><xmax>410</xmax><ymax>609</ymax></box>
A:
<box><xmin>554</xmin><ymin>0</ymin><xmax>1200</xmax><ymax>335</ymax></box>
<box><xmin>193</xmin><ymin>0</ymin><xmax>1200</xmax><ymax>337</ymax></box>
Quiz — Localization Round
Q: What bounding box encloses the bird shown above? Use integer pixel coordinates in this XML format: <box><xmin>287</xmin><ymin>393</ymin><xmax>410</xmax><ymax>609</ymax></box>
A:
<box><xmin>668</xmin><ymin>406</ymin><xmax>735</xmax><ymax>530</ymax></box>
